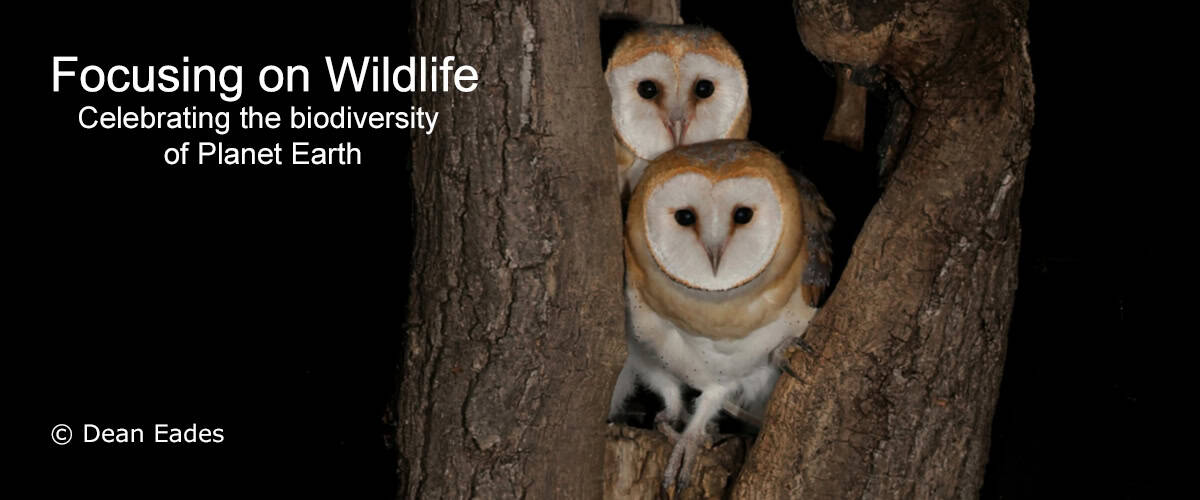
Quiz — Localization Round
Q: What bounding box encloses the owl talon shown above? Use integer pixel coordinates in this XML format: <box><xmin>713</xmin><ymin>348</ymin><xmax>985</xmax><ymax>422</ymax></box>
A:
<box><xmin>778</xmin><ymin>358</ymin><xmax>802</xmax><ymax>380</ymax></box>
<box><xmin>770</xmin><ymin>340</ymin><xmax>800</xmax><ymax>380</ymax></box>
<box><xmin>655</xmin><ymin>411</ymin><xmax>682</xmax><ymax>444</ymax></box>
<box><xmin>795</xmin><ymin>337</ymin><xmax>817</xmax><ymax>356</ymax></box>
<box><xmin>661</xmin><ymin>431</ymin><xmax>704</xmax><ymax>498</ymax></box>
<box><xmin>771</xmin><ymin>336</ymin><xmax>817</xmax><ymax>380</ymax></box>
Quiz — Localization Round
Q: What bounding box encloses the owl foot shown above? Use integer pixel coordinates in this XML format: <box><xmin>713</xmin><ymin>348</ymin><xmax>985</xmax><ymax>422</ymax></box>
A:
<box><xmin>660</xmin><ymin>429</ymin><xmax>711</xmax><ymax>499</ymax></box>
<box><xmin>771</xmin><ymin>335</ymin><xmax>817</xmax><ymax>380</ymax></box>
<box><xmin>654</xmin><ymin>411</ymin><xmax>682</xmax><ymax>444</ymax></box>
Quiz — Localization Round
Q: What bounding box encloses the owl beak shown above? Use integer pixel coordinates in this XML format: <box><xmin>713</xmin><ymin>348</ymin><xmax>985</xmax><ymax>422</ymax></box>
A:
<box><xmin>670</xmin><ymin>119</ymin><xmax>688</xmax><ymax>144</ymax></box>
<box><xmin>667</xmin><ymin>108</ymin><xmax>689</xmax><ymax>145</ymax></box>
<box><xmin>705</xmin><ymin>242</ymin><xmax>724</xmax><ymax>276</ymax></box>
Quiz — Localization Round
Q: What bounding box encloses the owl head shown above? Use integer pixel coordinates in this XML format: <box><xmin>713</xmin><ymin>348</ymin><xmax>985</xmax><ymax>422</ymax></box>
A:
<box><xmin>606</xmin><ymin>26</ymin><xmax>751</xmax><ymax>165</ymax></box>
<box><xmin>626</xmin><ymin>140</ymin><xmax>833</xmax><ymax>311</ymax></box>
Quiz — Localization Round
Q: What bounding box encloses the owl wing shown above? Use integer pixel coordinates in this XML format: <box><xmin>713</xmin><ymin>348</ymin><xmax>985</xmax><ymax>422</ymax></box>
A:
<box><xmin>789</xmin><ymin>169</ymin><xmax>835</xmax><ymax>308</ymax></box>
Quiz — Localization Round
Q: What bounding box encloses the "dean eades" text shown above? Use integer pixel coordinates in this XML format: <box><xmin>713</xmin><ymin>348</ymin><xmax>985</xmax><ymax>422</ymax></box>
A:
<box><xmin>84</xmin><ymin>424</ymin><xmax>224</xmax><ymax>444</ymax></box>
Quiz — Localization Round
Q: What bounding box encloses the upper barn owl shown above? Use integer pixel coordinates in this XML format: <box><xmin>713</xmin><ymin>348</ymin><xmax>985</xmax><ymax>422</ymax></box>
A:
<box><xmin>606</xmin><ymin>25</ymin><xmax>751</xmax><ymax>203</ymax></box>
<box><xmin>608</xmin><ymin>140</ymin><xmax>833</xmax><ymax>494</ymax></box>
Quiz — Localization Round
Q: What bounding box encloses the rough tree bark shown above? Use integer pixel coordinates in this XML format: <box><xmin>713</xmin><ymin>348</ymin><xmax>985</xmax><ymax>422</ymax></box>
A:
<box><xmin>823</xmin><ymin>66</ymin><xmax>868</xmax><ymax>151</ymax></box>
<box><xmin>600</xmin><ymin>0</ymin><xmax>681</xmax><ymax>23</ymax></box>
<box><xmin>398</xmin><ymin>1</ymin><xmax>624</xmax><ymax>498</ymax></box>
<box><xmin>733</xmin><ymin>1</ymin><xmax>1034</xmax><ymax>498</ymax></box>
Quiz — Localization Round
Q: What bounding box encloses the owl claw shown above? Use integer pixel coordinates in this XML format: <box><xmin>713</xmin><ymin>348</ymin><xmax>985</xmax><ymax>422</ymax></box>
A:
<box><xmin>795</xmin><ymin>337</ymin><xmax>817</xmax><ymax>356</ymax></box>
<box><xmin>772</xmin><ymin>336</ymin><xmax>816</xmax><ymax>380</ymax></box>
<box><xmin>661</xmin><ymin>430</ymin><xmax>708</xmax><ymax>498</ymax></box>
<box><xmin>778</xmin><ymin>358</ymin><xmax>802</xmax><ymax>380</ymax></box>
<box><xmin>655</xmin><ymin>411</ymin><xmax>682</xmax><ymax>444</ymax></box>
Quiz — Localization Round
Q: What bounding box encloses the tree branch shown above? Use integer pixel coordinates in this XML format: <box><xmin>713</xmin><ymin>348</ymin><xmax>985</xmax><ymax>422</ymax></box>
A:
<box><xmin>732</xmin><ymin>1</ymin><xmax>1034</xmax><ymax>497</ymax></box>
<box><xmin>400</xmin><ymin>1</ymin><xmax>625</xmax><ymax>498</ymax></box>
<box><xmin>600</xmin><ymin>0</ymin><xmax>682</xmax><ymax>24</ymax></box>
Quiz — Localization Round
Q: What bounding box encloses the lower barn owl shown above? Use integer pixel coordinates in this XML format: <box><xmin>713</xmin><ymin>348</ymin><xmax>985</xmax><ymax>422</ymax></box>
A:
<box><xmin>609</xmin><ymin>140</ymin><xmax>833</xmax><ymax>494</ymax></box>
<box><xmin>606</xmin><ymin>25</ymin><xmax>751</xmax><ymax>204</ymax></box>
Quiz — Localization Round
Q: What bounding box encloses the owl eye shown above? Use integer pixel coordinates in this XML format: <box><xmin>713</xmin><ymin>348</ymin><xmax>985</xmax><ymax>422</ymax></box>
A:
<box><xmin>733</xmin><ymin>206</ymin><xmax>753</xmax><ymax>224</ymax></box>
<box><xmin>674</xmin><ymin>209</ymin><xmax>696</xmax><ymax>226</ymax></box>
<box><xmin>637</xmin><ymin>80</ymin><xmax>658</xmax><ymax>99</ymax></box>
<box><xmin>694</xmin><ymin>79</ymin><xmax>715</xmax><ymax>99</ymax></box>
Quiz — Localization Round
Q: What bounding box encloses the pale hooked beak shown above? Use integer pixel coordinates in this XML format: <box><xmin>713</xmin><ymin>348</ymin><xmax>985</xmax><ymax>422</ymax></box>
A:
<box><xmin>705</xmin><ymin>242</ymin><xmax>724</xmax><ymax>276</ymax></box>
<box><xmin>667</xmin><ymin>108</ymin><xmax>689</xmax><ymax>145</ymax></box>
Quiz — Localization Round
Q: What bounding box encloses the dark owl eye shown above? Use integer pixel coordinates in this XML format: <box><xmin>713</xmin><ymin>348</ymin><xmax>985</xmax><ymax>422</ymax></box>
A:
<box><xmin>637</xmin><ymin>80</ymin><xmax>658</xmax><ymax>99</ymax></box>
<box><xmin>674</xmin><ymin>209</ymin><xmax>696</xmax><ymax>226</ymax></box>
<box><xmin>733</xmin><ymin>207</ymin><xmax>753</xmax><ymax>224</ymax></box>
<box><xmin>694</xmin><ymin>79</ymin><xmax>714</xmax><ymax>99</ymax></box>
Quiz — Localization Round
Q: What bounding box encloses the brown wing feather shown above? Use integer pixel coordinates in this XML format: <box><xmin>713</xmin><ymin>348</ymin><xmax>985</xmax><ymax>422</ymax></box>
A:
<box><xmin>789</xmin><ymin>169</ymin><xmax>835</xmax><ymax>307</ymax></box>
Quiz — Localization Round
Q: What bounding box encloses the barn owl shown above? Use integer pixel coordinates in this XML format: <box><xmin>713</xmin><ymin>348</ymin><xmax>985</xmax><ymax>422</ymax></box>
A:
<box><xmin>608</xmin><ymin>140</ymin><xmax>833</xmax><ymax>494</ymax></box>
<box><xmin>606</xmin><ymin>25</ymin><xmax>751</xmax><ymax>205</ymax></box>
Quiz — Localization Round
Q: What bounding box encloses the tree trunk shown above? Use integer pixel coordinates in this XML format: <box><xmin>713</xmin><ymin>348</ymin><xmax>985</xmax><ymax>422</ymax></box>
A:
<box><xmin>732</xmin><ymin>1</ymin><xmax>1034</xmax><ymax>498</ymax></box>
<box><xmin>600</xmin><ymin>0</ymin><xmax>681</xmax><ymax>23</ymax></box>
<box><xmin>398</xmin><ymin>1</ymin><xmax>624</xmax><ymax>498</ymax></box>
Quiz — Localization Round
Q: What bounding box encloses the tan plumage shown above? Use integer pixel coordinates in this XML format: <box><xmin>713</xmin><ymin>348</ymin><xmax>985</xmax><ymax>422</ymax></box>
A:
<box><xmin>606</xmin><ymin>26</ymin><xmax>751</xmax><ymax>204</ymax></box>
<box><xmin>610</xmin><ymin>139</ymin><xmax>833</xmax><ymax>495</ymax></box>
<box><xmin>625</xmin><ymin>141</ymin><xmax>830</xmax><ymax>340</ymax></box>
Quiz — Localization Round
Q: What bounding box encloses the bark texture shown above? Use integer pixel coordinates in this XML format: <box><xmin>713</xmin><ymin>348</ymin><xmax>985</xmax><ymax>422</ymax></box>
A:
<box><xmin>399</xmin><ymin>1</ymin><xmax>624</xmax><ymax>498</ymax></box>
<box><xmin>824</xmin><ymin>66</ymin><xmax>868</xmax><ymax>151</ymax></box>
<box><xmin>732</xmin><ymin>1</ymin><xmax>1034</xmax><ymax>498</ymax></box>
<box><xmin>604</xmin><ymin>425</ymin><xmax>746</xmax><ymax>500</ymax></box>
<box><xmin>600</xmin><ymin>0</ymin><xmax>682</xmax><ymax>24</ymax></box>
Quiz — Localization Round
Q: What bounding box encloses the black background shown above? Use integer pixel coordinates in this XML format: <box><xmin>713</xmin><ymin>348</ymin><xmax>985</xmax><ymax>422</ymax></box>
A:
<box><xmin>16</xmin><ymin>1</ymin><xmax>1151</xmax><ymax>498</ymax></box>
